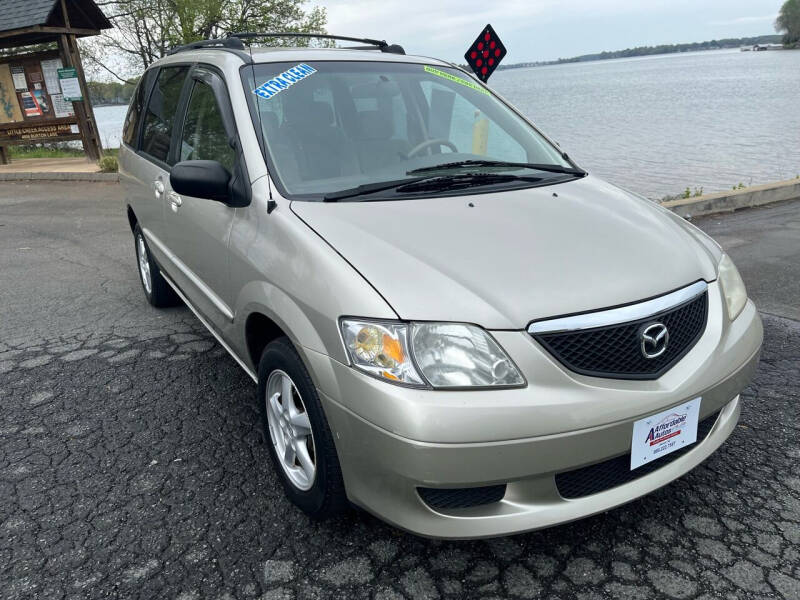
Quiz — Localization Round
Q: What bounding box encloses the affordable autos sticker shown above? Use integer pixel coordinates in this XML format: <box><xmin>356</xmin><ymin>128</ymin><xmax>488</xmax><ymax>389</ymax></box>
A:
<box><xmin>630</xmin><ymin>398</ymin><xmax>701</xmax><ymax>469</ymax></box>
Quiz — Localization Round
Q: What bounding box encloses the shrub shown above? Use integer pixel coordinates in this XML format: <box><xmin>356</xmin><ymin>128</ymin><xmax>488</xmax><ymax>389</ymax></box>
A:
<box><xmin>682</xmin><ymin>186</ymin><xmax>704</xmax><ymax>198</ymax></box>
<box><xmin>98</xmin><ymin>155</ymin><xmax>118</xmax><ymax>173</ymax></box>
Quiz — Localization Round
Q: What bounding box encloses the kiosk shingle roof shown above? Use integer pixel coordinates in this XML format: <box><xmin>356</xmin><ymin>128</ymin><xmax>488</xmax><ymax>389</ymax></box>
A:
<box><xmin>0</xmin><ymin>0</ymin><xmax>58</xmax><ymax>32</ymax></box>
<box><xmin>0</xmin><ymin>0</ymin><xmax>111</xmax><ymax>34</ymax></box>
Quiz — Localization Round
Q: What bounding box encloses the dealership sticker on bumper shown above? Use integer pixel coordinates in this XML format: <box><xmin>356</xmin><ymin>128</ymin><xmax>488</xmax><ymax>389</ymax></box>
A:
<box><xmin>630</xmin><ymin>398</ymin><xmax>701</xmax><ymax>470</ymax></box>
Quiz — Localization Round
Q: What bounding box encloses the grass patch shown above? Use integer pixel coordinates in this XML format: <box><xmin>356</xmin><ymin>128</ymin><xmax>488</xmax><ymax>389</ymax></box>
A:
<box><xmin>5</xmin><ymin>144</ymin><xmax>120</xmax><ymax>172</ymax></box>
<box><xmin>8</xmin><ymin>146</ymin><xmax>119</xmax><ymax>159</ymax></box>
<box><xmin>9</xmin><ymin>146</ymin><xmax>85</xmax><ymax>159</ymax></box>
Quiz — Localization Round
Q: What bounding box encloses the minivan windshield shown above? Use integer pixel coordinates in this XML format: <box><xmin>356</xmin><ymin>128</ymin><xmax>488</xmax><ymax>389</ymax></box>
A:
<box><xmin>242</xmin><ymin>61</ymin><xmax>574</xmax><ymax>200</ymax></box>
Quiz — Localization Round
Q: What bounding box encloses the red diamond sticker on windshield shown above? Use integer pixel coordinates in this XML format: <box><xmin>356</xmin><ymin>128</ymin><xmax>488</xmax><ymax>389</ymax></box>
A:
<box><xmin>464</xmin><ymin>24</ymin><xmax>506</xmax><ymax>83</ymax></box>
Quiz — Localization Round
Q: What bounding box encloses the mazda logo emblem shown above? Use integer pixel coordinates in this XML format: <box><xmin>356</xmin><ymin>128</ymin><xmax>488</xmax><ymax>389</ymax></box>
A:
<box><xmin>640</xmin><ymin>323</ymin><xmax>669</xmax><ymax>359</ymax></box>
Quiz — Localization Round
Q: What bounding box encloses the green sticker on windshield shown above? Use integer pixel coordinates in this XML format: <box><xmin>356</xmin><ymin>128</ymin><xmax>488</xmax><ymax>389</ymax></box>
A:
<box><xmin>423</xmin><ymin>65</ymin><xmax>490</xmax><ymax>95</ymax></box>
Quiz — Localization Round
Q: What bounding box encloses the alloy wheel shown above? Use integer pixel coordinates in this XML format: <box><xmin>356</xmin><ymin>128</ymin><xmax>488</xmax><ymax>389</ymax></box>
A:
<box><xmin>137</xmin><ymin>235</ymin><xmax>152</xmax><ymax>294</ymax></box>
<box><xmin>265</xmin><ymin>369</ymin><xmax>316</xmax><ymax>490</ymax></box>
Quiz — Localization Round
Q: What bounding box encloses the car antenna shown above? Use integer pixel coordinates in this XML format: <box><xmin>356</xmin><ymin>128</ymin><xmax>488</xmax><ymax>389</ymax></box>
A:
<box><xmin>241</xmin><ymin>38</ymin><xmax>277</xmax><ymax>214</ymax></box>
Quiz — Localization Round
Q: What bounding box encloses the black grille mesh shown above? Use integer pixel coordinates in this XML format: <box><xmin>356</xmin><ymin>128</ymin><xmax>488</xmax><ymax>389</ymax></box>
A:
<box><xmin>555</xmin><ymin>410</ymin><xmax>720</xmax><ymax>499</ymax></box>
<box><xmin>532</xmin><ymin>291</ymin><xmax>708</xmax><ymax>380</ymax></box>
<box><xmin>418</xmin><ymin>484</ymin><xmax>506</xmax><ymax>510</ymax></box>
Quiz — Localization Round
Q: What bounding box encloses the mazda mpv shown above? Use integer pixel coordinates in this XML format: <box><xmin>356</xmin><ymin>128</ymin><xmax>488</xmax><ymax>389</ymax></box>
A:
<box><xmin>119</xmin><ymin>33</ymin><xmax>763</xmax><ymax>538</ymax></box>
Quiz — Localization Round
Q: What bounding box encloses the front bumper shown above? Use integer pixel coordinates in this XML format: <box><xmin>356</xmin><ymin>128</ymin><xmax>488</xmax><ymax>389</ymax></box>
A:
<box><xmin>302</xmin><ymin>289</ymin><xmax>762</xmax><ymax>538</ymax></box>
<box><xmin>322</xmin><ymin>392</ymin><xmax>744</xmax><ymax>539</ymax></box>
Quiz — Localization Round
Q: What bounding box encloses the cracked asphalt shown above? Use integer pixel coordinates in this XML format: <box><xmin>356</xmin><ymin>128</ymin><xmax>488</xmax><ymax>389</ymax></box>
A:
<box><xmin>1</xmin><ymin>183</ymin><xmax>798</xmax><ymax>600</ymax></box>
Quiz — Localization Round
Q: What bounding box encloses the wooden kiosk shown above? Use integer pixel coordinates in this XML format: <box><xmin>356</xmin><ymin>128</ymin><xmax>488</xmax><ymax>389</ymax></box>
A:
<box><xmin>0</xmin><ymin>0</ymin><xmax>111</xmax><ymax>164</ymax></box>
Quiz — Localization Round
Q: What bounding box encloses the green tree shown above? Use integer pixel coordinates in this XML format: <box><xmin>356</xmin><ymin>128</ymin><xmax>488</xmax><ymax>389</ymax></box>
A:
<box><xmin>776</xmin><ymin>0</ymin><xmax>800</xmax><ymax>45</ymax></box>
<box><xmin>86</xmin><ymin>0</ymin><xmax>326</xmax><ymax>82</ymax></box>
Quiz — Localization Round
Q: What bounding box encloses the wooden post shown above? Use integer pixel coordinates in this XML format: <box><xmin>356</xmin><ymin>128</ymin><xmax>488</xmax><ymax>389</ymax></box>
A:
<box><xmin>57</xmin><ymin>34</ymin><xmax>102</xmax><ymax>161</ymax></box>
<box><xmin>57</xmin><ymin>1</ymin><xmax>102</xmax><ymax>162</ymax></box>
<box><xmin>0</xmin><ymin>146</ymin><xmax>8</xmax><ymax>165</ymax></box>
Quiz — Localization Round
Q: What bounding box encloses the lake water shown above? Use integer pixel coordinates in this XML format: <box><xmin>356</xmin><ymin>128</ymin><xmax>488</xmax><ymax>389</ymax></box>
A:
<box><xmin>94</xmin><ymin>49</ymin><xmax>800</xmax><ymax>199</ymax></box>
<box><xmin>492</xmin><ymin>49</ymin><xmax>800</xmax><ymax>198</ymax></box>
<box><xmin>93</xmin><ymin>104</ymin><xmax>128</xmax><ymax>149</ymax></box>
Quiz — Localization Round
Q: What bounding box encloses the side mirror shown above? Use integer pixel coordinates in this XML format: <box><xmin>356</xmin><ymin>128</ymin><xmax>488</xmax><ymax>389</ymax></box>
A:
<box><xmin>170</xmin><ymin>160</ymin><xmax>231</xmax><ymax>203</ymax></box>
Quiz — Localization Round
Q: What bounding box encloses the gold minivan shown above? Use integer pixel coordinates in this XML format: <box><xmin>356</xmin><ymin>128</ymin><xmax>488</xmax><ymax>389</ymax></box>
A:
<box><xmin>120</xmin><ymin>33</ymin><xmax>763</xmax><ymax>538</ymax></box>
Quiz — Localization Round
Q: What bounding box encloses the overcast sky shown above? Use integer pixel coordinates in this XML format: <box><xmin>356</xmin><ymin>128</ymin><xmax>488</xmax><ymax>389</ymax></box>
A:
<box><xmin>317</xmin><ymin>0</ymin><xmax>783</xmax><ymax>63</ymax></box>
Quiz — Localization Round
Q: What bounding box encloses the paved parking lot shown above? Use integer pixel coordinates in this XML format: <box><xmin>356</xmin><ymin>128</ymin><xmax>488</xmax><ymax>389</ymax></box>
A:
<box><xmin>1</xmin><ymin>182</ymin><xmax>798</xmax><ymax>600</ymax></box>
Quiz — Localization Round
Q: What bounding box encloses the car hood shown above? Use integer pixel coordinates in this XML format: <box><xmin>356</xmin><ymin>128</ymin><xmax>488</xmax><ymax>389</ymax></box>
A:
<box><xmin>291</xmin><ymin>176</ymin><xmax>719</xmax><ymax>329</ymax></box>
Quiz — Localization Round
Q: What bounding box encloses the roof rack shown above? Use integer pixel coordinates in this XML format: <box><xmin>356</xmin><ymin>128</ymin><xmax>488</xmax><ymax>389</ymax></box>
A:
<box><xmin>167</xmin><ymin>37</ymin><xmax>246</xmax><ymax>56</ymax></box>
<box><xmin>227</xmin><ymin>32</ymin><xmax>405</xmax><ymax>55</ymax></box>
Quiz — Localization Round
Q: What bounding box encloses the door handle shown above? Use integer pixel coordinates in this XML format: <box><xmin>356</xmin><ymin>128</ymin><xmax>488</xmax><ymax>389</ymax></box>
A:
<box><xmin>168</xmin><ymin>191</ymin><xmax>183</xmax><ymax>212</ymax></box>
<box><xmin>153</xmin><ymin>179</ymin><xmax>165</xmax><ymax>199</ymax></box>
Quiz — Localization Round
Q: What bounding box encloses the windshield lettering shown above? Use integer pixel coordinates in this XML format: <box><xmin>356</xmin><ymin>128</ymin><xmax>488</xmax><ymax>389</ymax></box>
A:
<box><xmin>253</xmin><ymin>64</ymin><xmax>317</xmax><ymax>100</ymax></box>
<box><xmin>423</xmin><ymin>65</ymin><xmax>490</xmax><ymax>96</ymax></box>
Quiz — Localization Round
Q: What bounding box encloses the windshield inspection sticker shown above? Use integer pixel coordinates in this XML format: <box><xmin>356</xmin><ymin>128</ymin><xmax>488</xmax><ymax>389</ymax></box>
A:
<box><xmin>630</xmin><ymin>397</ymin><xmax>701</xmax><ymax>470</ymax></box>
<box><xmin>252</xmin><ymin>63</ymin><xmax>317</xmax><ymax>100</ymax></box>
<box><xmin>423</xmin><ymin>65</ymin><xmax>490</xmax><ymax>96</ymax></box>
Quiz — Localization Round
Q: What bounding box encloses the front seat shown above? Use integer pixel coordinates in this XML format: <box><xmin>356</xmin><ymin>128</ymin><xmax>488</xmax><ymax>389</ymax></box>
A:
<box><xmin>354</xmin><ymin>110</ymin><xmax>411</xmax><ymax>173</ymax></box>
<box><xmin>279</xmin><ymin>98</ymin><xmax>359</xmax><ymax>180</ymax></box>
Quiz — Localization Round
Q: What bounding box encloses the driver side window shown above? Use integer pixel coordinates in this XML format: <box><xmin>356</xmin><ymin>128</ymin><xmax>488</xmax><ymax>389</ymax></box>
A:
<box><xmin>179</xmin><ymin>81</ymin><xmax>235</xmax><ymax>172</ymax></box>
<box><xmin>419</xmin><ymin>80</ymin><xmax>526</xmax><ymax>162</ymax></box>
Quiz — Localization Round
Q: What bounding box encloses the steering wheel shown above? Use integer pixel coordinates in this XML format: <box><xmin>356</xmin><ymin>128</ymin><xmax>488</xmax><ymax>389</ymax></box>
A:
<box><xmin>406</xmin><ymin>138</ymin><xmax>458</xmax><ymax>158</ymax></box>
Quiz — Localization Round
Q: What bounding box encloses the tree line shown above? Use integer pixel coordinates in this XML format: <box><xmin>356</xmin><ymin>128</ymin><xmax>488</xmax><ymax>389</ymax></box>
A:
<box><xmin>498</xmin><ymin>35</ymin><xmax>786</xmax><ymax>71</ymax></box>
<box><xmin>86</xmin><ymin>79</ymin><xmax>139</xmax><ymax>106</ymax></box>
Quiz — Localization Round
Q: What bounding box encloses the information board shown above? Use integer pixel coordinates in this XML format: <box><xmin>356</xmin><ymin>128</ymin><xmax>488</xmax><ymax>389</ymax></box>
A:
<box><xmin>0</xmin><ymin>51</ymin><xmax>80</xmax><ymax>144</ymax></box>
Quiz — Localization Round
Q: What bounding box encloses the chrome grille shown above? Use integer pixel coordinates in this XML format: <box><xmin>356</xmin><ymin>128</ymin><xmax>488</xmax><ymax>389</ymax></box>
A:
<box><xmin>529</xmin><ymin>282</ymin><xmax>708</xmax><ymax>380</ymax></box>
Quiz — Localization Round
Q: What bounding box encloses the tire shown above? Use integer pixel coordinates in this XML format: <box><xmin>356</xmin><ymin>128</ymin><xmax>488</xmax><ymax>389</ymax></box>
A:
<box><xmin>133</xmin><ymin>224</ymin><xmax>180</xmax><ymax>308</ymax></box>
<box><xmin>258</xmin><ymin>337</ymin><xmax>347</xmax><ymax>519</ymax></box>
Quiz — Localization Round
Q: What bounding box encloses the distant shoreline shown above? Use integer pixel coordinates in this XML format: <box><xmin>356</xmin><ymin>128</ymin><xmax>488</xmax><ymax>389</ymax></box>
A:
<box><xmin>496</xmin><ymin>34</ymin><xmax>786</xmax><ymax>71</ymax></box>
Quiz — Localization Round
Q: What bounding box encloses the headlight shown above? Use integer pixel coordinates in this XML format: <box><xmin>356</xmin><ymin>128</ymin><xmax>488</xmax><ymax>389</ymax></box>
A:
<box><xmin>340</xmin><ymin>320</ymin><xmax>424</xmax><ymax>385</ymax></box>
<box><xmin>411</xmin><ymin>323</ymin><xmax>525</xmax><ymax>388</ymax></box>
<box><xmin>718</xmin><ymin>254</ymin><xmax>747</xmax><ymax>320</ymax></box>
<box><xmin>340</xmin><ymin>319</ymin><xmax>525</xmax><ymax>388</ymax></box>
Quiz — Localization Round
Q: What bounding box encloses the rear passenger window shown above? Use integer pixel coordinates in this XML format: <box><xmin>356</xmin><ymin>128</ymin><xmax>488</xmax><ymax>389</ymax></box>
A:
<box><xmin>121</xmin><ymin>69</ymin><xmax>156</xmax><ymax>148</ymax></box>
<box><xmin>179</xmin><ymin>81</ymin><xmax>235</xmax><ymax>171</ymax></box>
<box><xmin>140</xmin><ymin>66</ymin><xmax>189</xmax><ymax>164</ymax></box>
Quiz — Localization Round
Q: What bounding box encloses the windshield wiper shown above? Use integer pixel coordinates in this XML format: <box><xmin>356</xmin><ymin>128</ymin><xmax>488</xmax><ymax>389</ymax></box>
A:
<box><xmin>324</xmin><ymin>177</ymin><xmax>427</xmax><ymax>202</ymax></box>
<box><xmin>407</xmin><ymin>160</ymin><xmax>587</xmax><ymax>177</ymax></box>
<box><xmin>324</xmin><ymin>171</ymin><xmax>546</xmax><ymax>202</ymax></box>
<box><xmin>395</xmin><ymin>172</ymin><xmax>542</xmax><ymax>194</ymax></box>
<box><xmin>324</xmin><ymin>160</ymin><xmax>584</xmax><ymax>201</ymax></box>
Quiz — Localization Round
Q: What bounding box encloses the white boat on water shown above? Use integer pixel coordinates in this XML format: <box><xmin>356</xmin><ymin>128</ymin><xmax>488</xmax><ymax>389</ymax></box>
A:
<box><xmin>742</xmin><ymin>43</ymin><xmax>784</xmax><ymax>52</ymax></box>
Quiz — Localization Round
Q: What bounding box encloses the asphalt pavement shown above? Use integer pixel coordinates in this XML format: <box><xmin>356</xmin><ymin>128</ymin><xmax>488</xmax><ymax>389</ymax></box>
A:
<box><xmin>1</xmin><ymin>182</ymin><xmax>798</xmax><ymax>599</ymax></box>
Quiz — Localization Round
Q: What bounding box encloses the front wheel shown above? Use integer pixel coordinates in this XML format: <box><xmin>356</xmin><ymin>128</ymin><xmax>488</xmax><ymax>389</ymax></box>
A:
<box><xmin>133</xmin><ymin>224</ymin><xmax>179</xmax><ymax>307</ymax></box>
<box><xmin>258</xmin><ymin>337</ymin><xmax>347</xmax><ymax>519</ymax></box>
